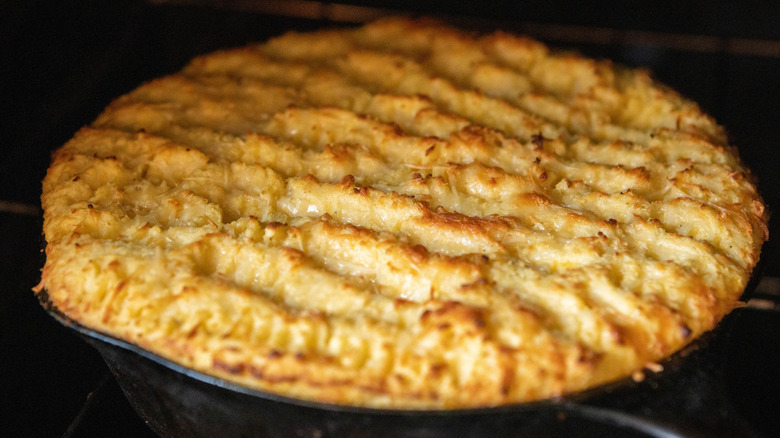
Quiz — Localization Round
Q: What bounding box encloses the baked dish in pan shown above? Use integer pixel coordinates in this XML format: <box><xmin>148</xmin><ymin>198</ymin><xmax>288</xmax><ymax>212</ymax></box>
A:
<box><xmin>36</xmin><ymin>17</ymin><xmax>768</xmax><ymax>410</ymax></box>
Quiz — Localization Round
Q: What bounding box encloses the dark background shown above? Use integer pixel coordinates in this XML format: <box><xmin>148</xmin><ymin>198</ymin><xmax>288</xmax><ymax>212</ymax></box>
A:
<box><xmin>1</xmin><ymin>1</ymin><xmax>778</xmax><ymax>436</ymax></box>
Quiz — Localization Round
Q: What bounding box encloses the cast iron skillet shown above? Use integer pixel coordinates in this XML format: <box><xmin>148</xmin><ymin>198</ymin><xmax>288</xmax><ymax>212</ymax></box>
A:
<box><xmin>37</xmin><ymin>266</ymin><xmax>763</xmax><ymax>438</ymax></box>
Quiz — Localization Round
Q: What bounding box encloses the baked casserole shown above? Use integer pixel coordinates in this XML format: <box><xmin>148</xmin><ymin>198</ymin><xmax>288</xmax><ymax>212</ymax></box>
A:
<box><xmin>37</xmin><ymin>18</ymin><xmax>768</xmax><ymax>409</ymax></box>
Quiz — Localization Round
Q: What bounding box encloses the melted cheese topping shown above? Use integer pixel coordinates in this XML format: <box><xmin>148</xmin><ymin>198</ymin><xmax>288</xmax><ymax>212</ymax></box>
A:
<box><xmin>38</xmin><ymin>18</ymin><xmax>767</xmax><ymax>409</ymax></box>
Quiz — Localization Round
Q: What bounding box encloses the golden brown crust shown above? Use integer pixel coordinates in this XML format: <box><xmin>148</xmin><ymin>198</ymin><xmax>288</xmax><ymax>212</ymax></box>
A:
<box><xmin>38</xmin><ymin>17</ymin><xmax>768</xmax><ymax>409</ymax></box>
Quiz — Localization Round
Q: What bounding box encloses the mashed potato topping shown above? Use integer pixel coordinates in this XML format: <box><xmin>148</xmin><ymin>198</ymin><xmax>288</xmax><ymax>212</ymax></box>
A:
<box><xmin>38</xmin><ymin>18</ymin><xmax>767</xmax><ymax>409</ymax></box>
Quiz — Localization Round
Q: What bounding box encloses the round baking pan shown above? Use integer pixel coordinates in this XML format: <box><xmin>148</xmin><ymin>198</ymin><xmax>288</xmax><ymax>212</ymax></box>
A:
<box><xmin>37</xmin><ymin>282</ymin><xmax>762</xmax><ymax>438</ymax></box>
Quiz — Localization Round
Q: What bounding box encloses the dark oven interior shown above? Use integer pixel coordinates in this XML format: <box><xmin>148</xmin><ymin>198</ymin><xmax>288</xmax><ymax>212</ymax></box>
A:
<box><xmin>2</xmin><ymin>1</ymin><xmax>778</xmax><ymax>437</ymax></box>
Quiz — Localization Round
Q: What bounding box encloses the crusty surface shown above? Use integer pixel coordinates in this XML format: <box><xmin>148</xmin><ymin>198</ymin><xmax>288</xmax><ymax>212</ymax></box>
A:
<box><xmin>37</xmin><ymin>17</ymin><xmax>768</xmax><ymax>409</ymax></box>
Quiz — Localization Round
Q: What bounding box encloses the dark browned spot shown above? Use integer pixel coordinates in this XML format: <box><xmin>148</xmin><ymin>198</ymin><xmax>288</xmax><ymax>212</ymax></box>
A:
<box><xmin>461</xmin><ymin>278</ymin><xmax>489</xmax><ymax>290</ymax></box>
<box><xmin>115</xmin><ymin>279</ymin><xmax>128</xmax><ymax>292</ymax></box>
<box><xmin>531</xmin><ymin>133</ymin><xmax>544</xmax><ymax>148</ymax></box>
<box><xmin>680</xmin><ymin>323</ymin><xmax>692</xmax><ymax>339</ymax></box>
<box><xmin>430</xmin><ymin>363</ymin><xmax>447</xmax><ymax>378</ymax></box>
<box><xmin>408</xmin><ymin>244</ymin><xmax>429</xmax><ymax>262</ymax></box>
<box><xmin>213</xmin><ymin>359</ymin><xmax>245</xmax><ymax>375</ymax></box>
<box><xmin>338</xmin><ymin>174</ymin><xmax>356</xmax><ymax>188</ymax></box>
